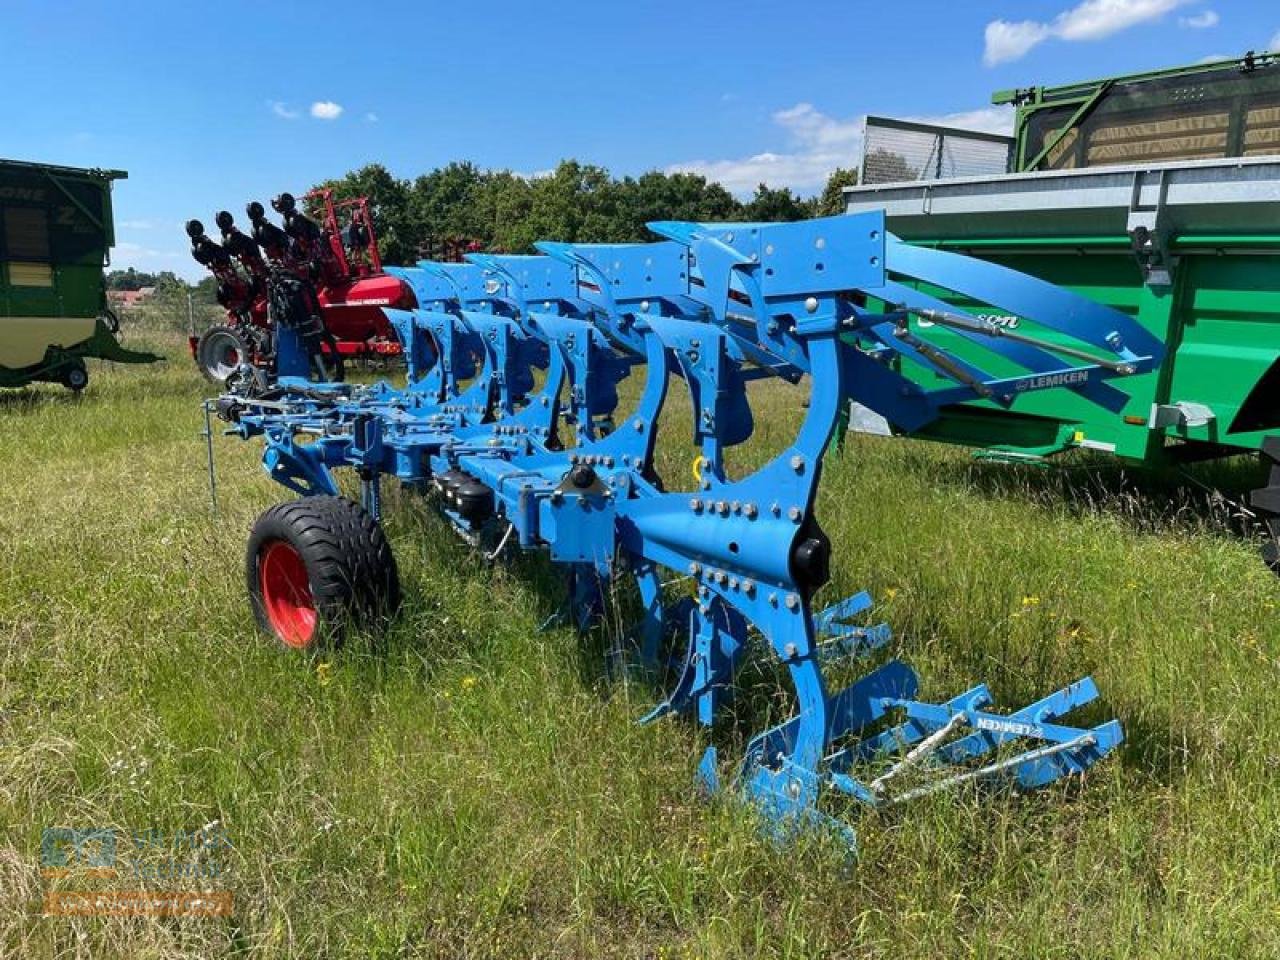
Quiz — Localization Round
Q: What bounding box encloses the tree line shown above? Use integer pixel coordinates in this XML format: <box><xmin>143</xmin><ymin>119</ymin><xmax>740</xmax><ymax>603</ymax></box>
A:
<box><xmin>309</xmin><ymin>161</ymin><xmax>860</xmax><ymax>265</ymax></box>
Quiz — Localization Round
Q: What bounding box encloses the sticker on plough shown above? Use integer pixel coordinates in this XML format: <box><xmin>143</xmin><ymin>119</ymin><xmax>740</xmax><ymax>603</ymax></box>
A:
<box><xmin>210</xmin><ymin>212</ymin><xmax>1161</xmax><ymax>848</ymax></box>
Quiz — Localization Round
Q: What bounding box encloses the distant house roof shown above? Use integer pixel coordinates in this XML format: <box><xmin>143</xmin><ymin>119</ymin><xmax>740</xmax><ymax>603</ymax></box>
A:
<box><xmin>108</xmin><ymin>289</ymin><xmax>149</xmax><ymax>305</ymax></box>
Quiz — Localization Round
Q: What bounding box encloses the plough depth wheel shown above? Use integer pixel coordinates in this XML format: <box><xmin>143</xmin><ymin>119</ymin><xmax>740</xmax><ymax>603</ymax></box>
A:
<box><xmin>246</xmin><ymin>495</ymin><xmax>400</xmax><ymax>649</ymax></box>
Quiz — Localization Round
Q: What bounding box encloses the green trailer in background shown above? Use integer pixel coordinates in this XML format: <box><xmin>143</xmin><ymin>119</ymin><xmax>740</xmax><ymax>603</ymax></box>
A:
<box><xmin>843</xmin><ymin>52</ymin><xmax>1280</xmax><ymax>564</ymax></box>
<box><xmin>0</xmin><ymin>158</ymin><xmax>159</xmax><ymax>391</ymax></box>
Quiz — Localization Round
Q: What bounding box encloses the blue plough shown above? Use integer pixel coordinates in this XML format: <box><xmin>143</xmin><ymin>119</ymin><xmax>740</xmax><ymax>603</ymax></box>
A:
<box><xmin>211</xmin><ymin>212</ymin><xmax>1161</xmax><ymax>845</ymax></box>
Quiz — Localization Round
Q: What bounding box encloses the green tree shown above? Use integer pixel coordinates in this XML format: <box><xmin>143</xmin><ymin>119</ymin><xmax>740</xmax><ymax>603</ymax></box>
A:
<box><xmin>742</xmin><ymin>183</ymin><xmax>810</xmax><ymax>222</ymax></box>
<box><xmin>817</xmin><ymin>167</ymin><xmax>859</xmax><ymax>216</ymax></box>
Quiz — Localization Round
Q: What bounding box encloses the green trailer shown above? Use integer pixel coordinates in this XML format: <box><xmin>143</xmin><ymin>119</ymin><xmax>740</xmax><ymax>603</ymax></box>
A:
<box><xmin>0</xmin><ymin>157</ymin><xmax>158</xmax><ymax>391</ymax></box>
<box><xmin>843</xmin><ymin>53</ymin><xmax>1280</xmax><ymax>562</ymax></box>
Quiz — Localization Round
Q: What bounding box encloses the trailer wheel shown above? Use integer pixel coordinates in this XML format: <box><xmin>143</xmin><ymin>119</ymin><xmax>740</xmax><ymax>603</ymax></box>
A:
<box><xmin>1254</xmin><ymin>437</ymin><xmax>1280</xmax><ymax>573</ymax></box>
<box><xmin>196</xmin><ymin>325</ymin><xmax>249</xmax><ymax>383</ymax></box>
<box><xmin>246</xmin><ymin>496</ymin><xmax>400</xmax><ymax>650</ymax></box>
<box><xmin>60</xmin><ymin>363</ymin><xmax>89</xmax><ymax>392</ymax></box>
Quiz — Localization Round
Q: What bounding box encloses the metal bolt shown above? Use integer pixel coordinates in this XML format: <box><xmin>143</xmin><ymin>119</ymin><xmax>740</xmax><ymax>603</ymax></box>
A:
<box><xmin>689</xmin><ymin>562</ymin><xmax>701</xmax><ymax>576</ymax></box>
<box><xmin>784</xmin><ymin>643</ymin><xmax>798</xmax><ymax>658</ymax></box>
<box><xmin>785</xmin><ymin>594</ymin><xmax>799</xmax><ymax>610</ymax></box>
<box><xmin>690</xmin><ymin>498</ymin><xmax>703</xmax><ymax>512</ymax></box>
<box><xmin>788</xmin><ymin>506</ymin><xmax>801</xmax><ymax>522</ymax></box>
<box><xmin>717</xmin><ymin>501</ymin><xmax>729</xmax><ymax>516</ymax></box>
<box><xmin>768</xmin><ymin>592</ymin><xmax>778</xmax><ymax>606</ymax></box>
<box><xmin>790</xmin><ymin>454</ymin><xmax>805</xmax><ymax>473</ymax></box>
<box><xmin>731</xmin><ymin>500</ymin><xmax>741</xmax><ymax>514</ymax></box>
<box><xmin>744</xmin><ymin>503</ymin><xmax>758</xmax><ymax>519</ymax></box>
<box><xmin>641</xmin><ymin>300</ymin><xmax>650</xmax><ymax>312</ymax></box>
<box><xmin>804</xmin><ymin>296</ymin><xmax>819</xmax><ymax>314</ymax></box>
<box><xmin>729</xmin><ymin>577</ymin><xmax>739</xmax><ymax>590</ymax></box>
<box><xmin>787</xmin><ymin>779</ymin><xmax>802</xmax><ymax>800</ymax></box>
<box><xmin>771</xmin><ymin>502</ymin><xmax>781</xmax><ymax>516</ymax></box>
<box><xmin>815</xmin><ymin>237</ymin><xmax>826</xmax><ymax>250</ymax></box>
<box><xmin>765</xmin><ymin>244</ymin><xmax>774</xmax><ymax>255</ymax></box>
<box><xmin>634</xmin><ymin>419</ymin><xmax>644</xmax><ymax>432</ymax></box>
<box><xmin>742</xmin><ymin>579</ymin><xmax>755</xmax><ymax>596</ymax></box>
<box><xmin>715</xmin><ymin>571</ymin><xmax>727</xmax><ymax>585</ymax></box>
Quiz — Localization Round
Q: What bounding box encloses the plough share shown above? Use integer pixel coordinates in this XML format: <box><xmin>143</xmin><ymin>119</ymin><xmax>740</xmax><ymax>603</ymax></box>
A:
<box><xmin>210</xmin><ymin>211</ymin><xmax>1162</xmax><ymax>845</ymax></box>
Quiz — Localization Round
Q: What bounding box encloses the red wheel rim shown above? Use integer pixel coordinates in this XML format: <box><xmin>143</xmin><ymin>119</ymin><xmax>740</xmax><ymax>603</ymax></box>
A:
<box><xmin>258</xmin><ymin>540</ymin><xmax>317</xmax><ymax>648</ymax></box>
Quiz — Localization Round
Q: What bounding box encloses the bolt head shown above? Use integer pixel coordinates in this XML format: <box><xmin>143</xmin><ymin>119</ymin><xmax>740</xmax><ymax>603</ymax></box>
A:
<box><xmin>785</xmin><ymin>594</ymin><xmax>799</xmax><ymax>610</ymax></box>
<box><xmin>804</xmin><ymin>297</ymin><xmax>819</xmax><ymax>314</ymax></box>
<box><xmin>788</xmin><ymin>506</ymin><xmax>802</xmax><ymax>522</ymax></box>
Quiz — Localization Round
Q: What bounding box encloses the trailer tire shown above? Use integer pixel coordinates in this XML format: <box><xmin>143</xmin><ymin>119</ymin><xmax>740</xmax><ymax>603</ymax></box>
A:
<box><xmin>246</xmin><ymin>496</ymin><xmax>401</xmax><ymax>650</ymax></box>
<box><xmin>60</xmin><ymin>363</ymin><xmax>89</xmax><ymax>392</ymax></box>
<box><xmin>196</xmin><ymin>325</ymin><xmax>249</xmax><ymax>383</ymax></box>
<box><xmin>1252</xmin><ymin>436</ymin><xmax>1280</xmax><ymax>574</ymax></box>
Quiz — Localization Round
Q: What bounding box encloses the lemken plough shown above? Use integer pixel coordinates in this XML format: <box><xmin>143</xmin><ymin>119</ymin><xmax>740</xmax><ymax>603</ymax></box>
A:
<box><xmin>210</xmin><ymin>211</ymin><xmax>1161</xmax><ymax>845</ymax></box>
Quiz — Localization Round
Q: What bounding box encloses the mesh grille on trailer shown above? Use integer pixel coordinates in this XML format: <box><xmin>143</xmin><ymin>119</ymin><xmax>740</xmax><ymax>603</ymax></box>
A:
<box><xmin>861</xmin><ymin>116</ymin><xmax>1013</xmax><ymax>185</ymax></box>
<box><xmin>1021</xmin><ymin>58</ymin><xmax>1280</xmax><ymax>170</ymax></box>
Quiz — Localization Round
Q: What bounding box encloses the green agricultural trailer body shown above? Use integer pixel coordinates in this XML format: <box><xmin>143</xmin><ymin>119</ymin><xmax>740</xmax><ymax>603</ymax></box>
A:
<box><xmin>844</xmin><ymin>53</ymin><xmax>1280</xmax><ymax>559</ymax></box>
<box><xmin>0</xmin><ymin>157</ymin><xmax>158</xmax><ymax>390</ymax></box>
<box><xmin>844</xmin><ymin>156</ymin><xmax>1280</xmax><ymax>466</ymax></box>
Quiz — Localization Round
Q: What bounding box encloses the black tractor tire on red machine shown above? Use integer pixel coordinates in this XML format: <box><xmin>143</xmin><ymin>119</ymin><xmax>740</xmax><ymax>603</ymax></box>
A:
<box><xmin>196</xmin><ymin>325</ymin><xmax>250</xmax><ymax>383</ymax></box>
<box><xmin>246</xmin><ymin>496</ymin><xmax>401</xmax><ymax>650</ymax></box>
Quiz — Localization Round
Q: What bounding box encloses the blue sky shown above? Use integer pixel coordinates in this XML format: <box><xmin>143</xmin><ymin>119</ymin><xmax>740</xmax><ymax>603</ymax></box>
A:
<box><xmin>2</xmin><ymin>0</ymin><xmax>1276</xmax><ymax>280</ymax></box>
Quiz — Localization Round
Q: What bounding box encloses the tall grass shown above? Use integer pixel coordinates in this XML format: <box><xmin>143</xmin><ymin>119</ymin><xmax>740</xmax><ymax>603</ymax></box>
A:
<box><xmin>1</xmin><ymin>325</ymin><xmax>1277</xmax><ymax>958</ymax></box>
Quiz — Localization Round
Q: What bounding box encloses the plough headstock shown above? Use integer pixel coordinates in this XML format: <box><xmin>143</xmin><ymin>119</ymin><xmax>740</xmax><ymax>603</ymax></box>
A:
<box><xmin>214</xmin><ymin>213</ymin><xmax>1161</xmax><ymax>849</ymax></box>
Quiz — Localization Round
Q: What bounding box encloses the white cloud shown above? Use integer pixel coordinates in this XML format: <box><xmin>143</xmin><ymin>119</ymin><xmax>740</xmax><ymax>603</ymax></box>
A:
<box><xmin>268</xmin><ymin>100</ymin><xmax>299</xmax><ymax>120</ymax></box>
<box><xmin>310</xmin><ymin>100</ymin><xmax>343</xmax><ymax>120</ymax></box>
<box><xmin>668</xmin><ymin>102</ymin><xmax>1014</xmax><ymax>196</ymax></box>
<box><xmin>118</xmin><ymin>219</ymin><xmax>157</xmax><ymax>230</ymax></box>
<box><xmin>1179</xmin><ymin>9</ymin><xmax>1218</xmax><ymax>28</ymax></box>
<box><xmin>364</xmin><ymin>112</ymin><xmax>379</xmax><ymax>123</ymax></box>
<box><xmin>910</xmin><ymin>105</ymin><xmax>1016</xmax><ymax>137</ymax></box>
<box><xmin>983</xmin><ymin>20</ymin><xmax>1053</xmax><ymax>66</ymax></box>
<box><xmin>1271</xmin><ymin>30</ymin><xmax>1280</xmax><ymax>50</ymax></box>
<box><xmin>984</xmin><ymin>0</ymin><xmax>1192</xmax><ymax>65</ymax></box>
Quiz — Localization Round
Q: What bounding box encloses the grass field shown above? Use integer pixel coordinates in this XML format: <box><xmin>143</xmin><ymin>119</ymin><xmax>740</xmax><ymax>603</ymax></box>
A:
<box><xmin>2</xmin><ymin>324</ymin><xmax>1279</xmax><ymax>958</ymax></box>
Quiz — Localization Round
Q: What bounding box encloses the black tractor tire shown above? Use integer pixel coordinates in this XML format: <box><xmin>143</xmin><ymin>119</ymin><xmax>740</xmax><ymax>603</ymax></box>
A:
<box><xmin>196</xmin><ymin>325</ymin><xmax>250</xmax><ymax>383</ymax></box>
<box><xmin>60</xmin><ymin>362</ymin><xmax>89</xmax><ymax>392</ymax></box>
<box><xmin>246</xmin><ymin>496</ymin><xmax>401</xmax><ymax>650</ymax></box>
<box><xmin>1253</xmin><ymin>436</ymin><xmax>1280</xmax><ymax>573</ymax></box>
